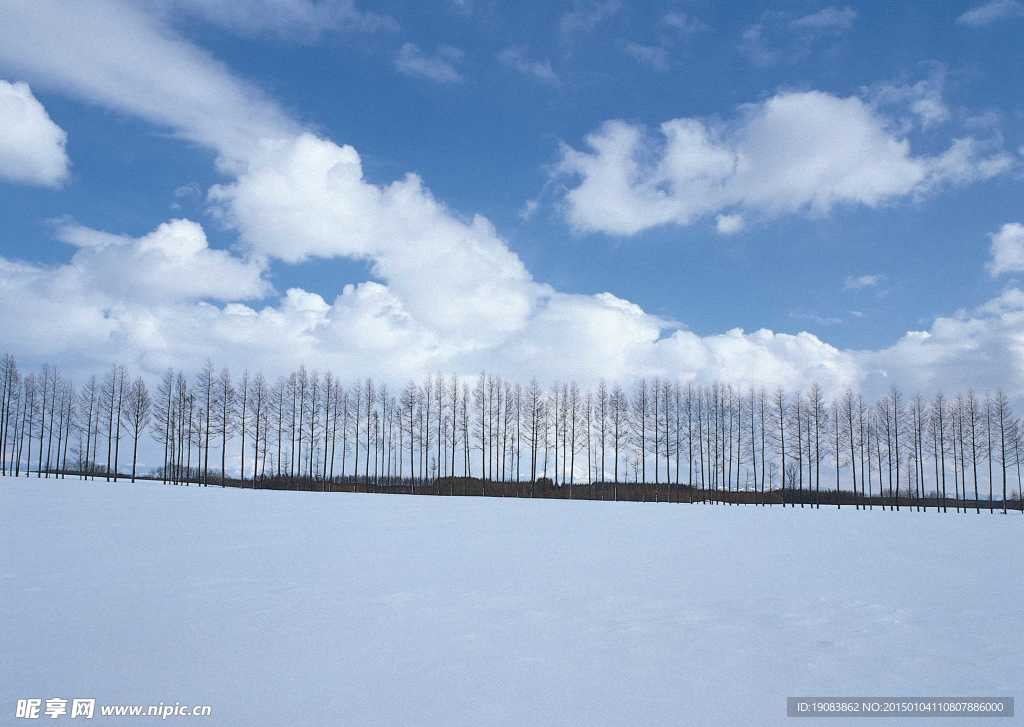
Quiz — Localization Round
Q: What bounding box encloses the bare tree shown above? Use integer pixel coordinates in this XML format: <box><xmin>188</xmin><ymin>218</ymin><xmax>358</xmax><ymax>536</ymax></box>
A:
<box><xmin>194</xmin><ymin>360</ymin><xmax>215</xmax><ymax>486</ymax></box>
<box><xmin>321</xmin><ymin>372</ymin><xmax>334</xmax><ymax>484</ymax></box>
<box><xmin>21</xmin><ymin>373</ymin><xmax>38</xmax><ymax>478</ymax></box>
<box><xmin>0</xmin><ymin>354</ymin><xmax>17</xmax><ymax>476</ymax></box>
<box><xmin>984</xmin><ymin>392</ymin><xmax>995</xmax><ymax>513</ymax></box>
<box><xmin>631</xmin><ymin>379</ymin><xmax>649</xmax><ymax>485</ymax></box>
<box><xmin>891</xmin><ymin>387</ymin><xmax>907</xmax><ymax>511</ymax></box>
<box><xmin>122</xmin><ymin>377</ymin><xmax>151</xmax><ymax>482</ymax></box>
<box><xmin>954</xmin><ymin>395</ymin><xmax>968</xmax><ymax>512</ymax></box>
<box><xmin>568</xmin><ymin>381</ymin><xmax>581</xmax><ymax>496</ymax></box>
<box><xmin>401</xmin><ymin>381</ymin><xmax>417</xmax><ymax>483</ymax></box>
<box><xmin>932</xmin><ymin>393</ymin><xmax>948</xmax><ymax>511</ymax></box>
<box><xmin>435</xmin><ymin>376</ymin><xmax>446</xmax><ymax>490</ymax></box>
<box><xmin>791</xmin><ymin>391</ymin><xmax>805</xmax><ymax>507</ymax></box>
<box><xmin>772</xmin><ymin>388</ymin><xmax>788</xmax><ymax>506</ymax></box>
<box><xmin>686</xmin><ymin>385</ymin><xmax>696</xmax><ymax>500</ymax></box>
<box><xmin>152</xmin><ymin>370</ymin><xmax>174</xmax><ymax>484</ymax></box>
<box><xmin>524</xmin><ymin>378</ymin><xmax>543</xmax><ymax>487</ymax></box>
<box><xmin>473</xmin><ymin>373</ymin><xmax>487</xmax><ymax>484</ymax></box>
<box><xmin>1012</xmin><ymin>416</ymin><xmax>1023</xmax><ymax>515</ymax></box>
<box><xmin>449</xmin><ymin>375</ymin><xmax>459</xmax><ymax>491</ymax></box>
<box><xmin>364</xmin><ymin>377</ymin><xmax>375</xmax><ymax>485</ymax></box>
<box><xmin>994</xmin><ymin>390</ymin><xmax>1011</xmax><ymax>514</ymax></box>
<box><xmin>249</xmin><ymin>373</ymin><xmax>267</xmax><ymax>486</ymax></box>
<box><xmin>610</xmin><ymin>384</ymin><xmax>628</xmax><ymax>496</ymax></box>
<box><xmin>966</xmin><ymin>390</ymin><xmax>981</xmax><ymax>513</ymax></box>
<box><xmin>513</xmin><ymin>382</ymin><xmax>522</xmax><ymax>486</ymax></box>
<box><xmin>351</xmin><ymin>378</ymin><xmax>362</xmax><ymax>486</ymax></box>
<box><xmin>214</xmin><ymin>368</ymin><xmax>236</xmax><ymax>486</ymax></box>
<box><xmin>830</xmin><ymin>398</ymin><xmax>843</xmax><ymax>509</ymax></box>
<box><xmin>238</xmin><ymin>369</ymin><xmax>250</xmax><ymax>486</ymax></box>
<box><xmin>307</xmin><ymin>371</ymin><xmax>322</xmax><ymax>483</ymax></box>
<box><xmin>842</xmin><ymin>389</ymin><xmax>859</xmax><ymax>509</ymax></box>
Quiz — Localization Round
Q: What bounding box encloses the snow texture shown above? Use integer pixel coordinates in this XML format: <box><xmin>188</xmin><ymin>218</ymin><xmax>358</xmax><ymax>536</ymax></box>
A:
<box><xmin>1</xmin><ymin>476</ymin><xmax>1019</xmax><ymax>726</ymax></box>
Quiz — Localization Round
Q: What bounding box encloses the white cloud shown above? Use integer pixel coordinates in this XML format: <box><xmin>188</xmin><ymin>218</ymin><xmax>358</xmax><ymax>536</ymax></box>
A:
<box><xmin>173</xmin><ymin>182</ymin><xmax>201</xmax><ymax>200</ymax></box>
<box><xmin>497</xmin><ymin>47</ymin><xmax>559</xmax><ymax>86</ymax></box>
<box><xmin>208</xmin><ymin>133</ymin><xmax>536</xmax><ymax>345</ymax></box>
<box><xmin>0</xmin><ymin>225</ymin><xmax>868</xmax><ymax>393</ymax></box>
<box><xmin>738</xmin><ymin>24</ymin><xmax>779</xmax><ymax>66</ymax></box>
<box><xmin>741</xmin><ymin>8</ymin><xmax>854</xmax><ymax>66</ymax></box>
<box><xmin>6</xmin><ymin>222</ymin><xmax>1024</xmax><ymax>403</ymax></box>
<box><xmin>987</xmin><ymin>222</ymin><xmax>1024</xmax><ymax>276</ymax></box>
<box><xmin>556</xmin><ymin>90</ymin><xmax>1014</xmax><ymax>236</ymax></box>
<box><xmin>844</xmin><ymin>274</ymin><xmax>883</xmax><ymax>290</ymax></box>
<box><xmin>0</xmin><ymin>1</ymin><xmax>299</xmax><ymax>166</ymax></box>
<box><xmin>171</xmin><ymin>181</ymin><xmax>201</xmax><ymax>209</ymax></box>
<box><xmin>790</xmin><ymin>6</ymin><xmax>857</xmax><ymax>33</ymax></box>
<box><xmin>957</xmin><ymin>0</ymin><xmax>1024</xmax><ymax>26</ymax></box>
<box><xmin>861</xmin><ymin>289</ymin><xmax>1024</xmax><ymax>397</ymax></box>
<box><xmin>53</xmin><ymin>223</ymin><xmax>129</xmax><ymax>250</ymax></box>
<box><xmin>560</xmin><ymin>0</ymin><xmax>621</xmax><ymax>38</ymax></box>
<box><xmin>54</xmin><ymin>219</ymin><xmax>270</xmax><ymax>303</ymax></box>
<box><xmin>394</xmin><ymin>43</ymin><xmax>464</xmax><ymax>84</ymax></box>
<box><xmin>0</xmin><ymin>0</ymin><xmax>1021</xmax><ymax>407</ymax></box>
<box><xmin>623</xmin><ymin>43</ymin><xmax>670</xmax><ymax>71</ymax></box>
<box><xmin>789</xmin><ymin>311</ymin><xmax>844</xmax><ymax>326</ymax></box>
<box><xmin>167</xmin><ymin>0</ymin><xmax>398</xmax><ymax>39</ymax></box>
<box><xmin>923</xmin><ymin>136</ymin><xmax>1015</xmax><ymax>187</ymax></box>
<box><xmin>715</xmin><ymin>214</ymin><xmax>744</xmax><ymax>235</ymax></box>
<box><xmin>519</xmin><ymin>198</ymin><xmax>540</xmax><ymax>221</ymax></box>
<box><xmin>661</xmin><ymin>12</ymin><xmax>708</xmax><ymax>35</ymax></box>
<box><xmin>867</xmin><ymin>64</ymin><xmax>950</xmax><ymax>129</ymax></box>
<box><xmin>0</xmin><ymin>2</ymin><xmax>530</xmax><ymax>354</ymax></box>
<box><xmin>0</xmin><ymin>80</ymin><xmax>69</xmax><ymax>187</ymax></box>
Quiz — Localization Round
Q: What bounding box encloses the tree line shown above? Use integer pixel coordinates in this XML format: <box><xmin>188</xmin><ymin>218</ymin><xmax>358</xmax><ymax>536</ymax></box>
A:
<box><xmin>1</xmin><ymin>353</ymin><xmax>1022</xmax><ymax>513</ymax></box>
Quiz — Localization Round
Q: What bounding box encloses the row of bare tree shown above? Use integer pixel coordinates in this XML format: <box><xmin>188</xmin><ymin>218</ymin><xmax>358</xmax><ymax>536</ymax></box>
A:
<box><xmin>0</xmin><ymin>356</ymin><xmax>151</xmax><ymax>483</ymax></box>
<box><xmin>2</xmin><ymin>354</ymin><xmax>1021</xmax><ymax>512</ymax></box>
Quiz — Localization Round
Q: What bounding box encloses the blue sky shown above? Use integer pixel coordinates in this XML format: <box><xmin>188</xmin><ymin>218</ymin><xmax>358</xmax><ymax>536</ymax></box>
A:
<box><xmin>0</xmin><ymin>0</ymin><xmax>1023</xmax><ymax>395</ymax></box>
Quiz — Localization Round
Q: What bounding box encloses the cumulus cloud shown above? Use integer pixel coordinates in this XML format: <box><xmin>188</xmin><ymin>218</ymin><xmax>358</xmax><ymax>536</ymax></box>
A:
<box><xmin>52</xmin><ymin>223</ymin><xmax>129</xmax><ymax>249</ymax></box>
<box><xmin>555</xmin><ymin>90</ymin><xmax>1014</xmax><ymax>236</ymax></box>
<box><xmin>560</xmin><ymin>0</ymin><xmax>621</xmax><ymax>39</ymax></box>
<box><xmin>623</xmin><ymin>42</ymin><xmax>670</xmax><ymax>71</ymax></box>
<box><xmin>957</xmin><ymin>0</ymin><xmax>1024</xmax><ymax>26</ymax></box>
<box><xmin>0</xmin><ymin>1</ymin><xmax>299</xmax><ymax>166</ymax></box>
<box><xmin>987</xmin><ymin>223</ymin><xmax>1024</xmax><ymax>276</ymax></box>
<box><xmin>661</xmin><ymin>12</ymin><xmax>708</xmax><ymax>35</ymax></box>
<box><xmin>5</xmin><ymin>215</ymin><xmax>1024</xmax><ymax>403</ymax></box>
<box><xmin>844</xmin><ymin>274</ymin><xmax>882</xmax><ymax>290</ymax></box>
<box><xmin>0</xmin><ymin>237</ymin><xmax>867</xmax><ymax>395</ymax></box>
<box><xmin>0</xmin><ymin>0</ymin><xmax>1021</xmax><ymax>407</ymax></box>
<box><xmin>738</xmin><ymin>24</ymin><xmax>780</xmax><ymax>66</ymax></box>
<box><xmin>924</xmin><ymin>136</ymin><xmax>1015</xmax><ymax>186</ymax></box>
<box><xmin>789</xmin><ymin>311</ymin><xmax>844</xmax><ymax>327</ymax></box>
<box><xmin>0</xmin><ymin>80</ymin><xmax>69</xmax><ymax>187</ymax></box>
<box><xmin>862</xmin><ymin>289</ymin><xmax>1024</xmax><ymax>397</ymax></box>
<box><xmin>715</xmin><ymin>214</ymin><xmax>744</xmax><ymax>235</ymax></box>
<box><xmin>790</xmin><ymin>6</ymin><xmax>857</xmax><ymax>33</ymax></box>
<box><xmin>0</xmin><ymin>255</ymin><xmax>432</xmax><ymax>378</ymax></box>
<box><xmin>497</xmin><ymin>47</ymin><xmax>559</xmax><ymax>85</ymax></box>
<box><xmin>53</xmin><ymin>219</ymin><xmax>271</xmax><ymax>303</ymax></box>
<box><xmin>394</xmin><ymin>43</ymin><xmax>464</xmax><ymax>84</ymax></box>
<box><xmin>167</xmin><ymin>0</ymin><xmax>398</xmax><ymax>39</ymax></box>
<box><xmin>207</xmin><ymin>134</ymin><xmax>536</xmax><ymax>345</ymax></box>
<box><xmin>866</xmin><ymin>64</ymin><xmax>950</xmax><ymax>130</ymax></box>
<box><xmin>741</xmin><ymin>7</ymin><xmax>855</xmax><ymax>66</ymax></box>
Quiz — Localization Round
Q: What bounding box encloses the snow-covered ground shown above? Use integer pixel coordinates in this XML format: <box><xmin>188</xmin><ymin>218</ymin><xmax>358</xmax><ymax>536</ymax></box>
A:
<box><xmin>1</xmin><ymin>476</ymin><xmax>1019</xmax><ymax>726</ymax></box>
